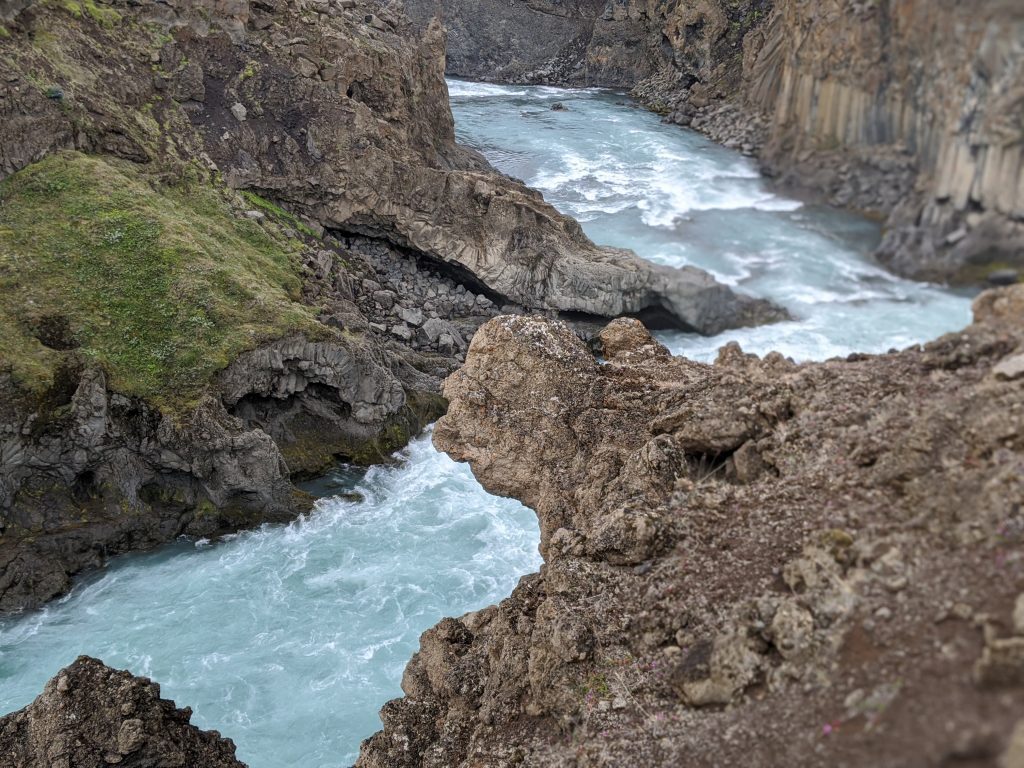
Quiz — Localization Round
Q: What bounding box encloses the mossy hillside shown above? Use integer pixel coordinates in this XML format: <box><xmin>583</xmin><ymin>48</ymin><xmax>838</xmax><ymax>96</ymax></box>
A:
<box><xmin>0</xmin><ymin>151</ymin><xmax>330</xmax><ymax>412</ymax></box>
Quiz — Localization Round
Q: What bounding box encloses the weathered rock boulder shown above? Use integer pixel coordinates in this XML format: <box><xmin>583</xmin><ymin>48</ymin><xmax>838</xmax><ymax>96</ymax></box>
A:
<box><xmin>0</xmin><ymin>656</ymin><xmax>246</xmax><ymax>768</ymax></box>
<box><xmin>360</xmin><ymin>285</ymin><xmax>1024</xmax><ymax>766</ymax></box>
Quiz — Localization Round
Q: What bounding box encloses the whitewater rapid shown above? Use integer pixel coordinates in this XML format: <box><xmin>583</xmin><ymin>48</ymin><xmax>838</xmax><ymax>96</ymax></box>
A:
<box><xmin>0</xmin><ymin>434</ymin><xmax>540</xmax><ymax>766</ymax></box>
<box><xmin>448</xmin><ymin>79</ymin><xmax>973</xmax><ymax>361</ymax></box>
<box><xmin>0</xmin><ymin>79</ymin><xmax>973</xmax><ymax>767</ymax></box>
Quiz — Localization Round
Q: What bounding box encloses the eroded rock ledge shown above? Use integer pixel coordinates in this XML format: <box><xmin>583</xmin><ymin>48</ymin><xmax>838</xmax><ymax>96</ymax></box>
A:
<box><xmin>359</xmin><ymin>285</ymin><xmax>1024</xmax><ymax>766</ymax></box>
<box><xmin>0</xmin><ymin>657</ymin><xmax>245</xmax><ymax>768</ymax></box>
<box><xmin>0</xmin><ymin>0</ymin><xmax>778</xmax><ymax>335</ymax></box>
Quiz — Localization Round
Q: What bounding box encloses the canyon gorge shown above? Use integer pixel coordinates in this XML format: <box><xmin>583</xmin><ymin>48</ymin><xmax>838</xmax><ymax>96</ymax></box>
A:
<box><xmin>0</xmin><ymin>0</ymin><xmax>1021</xmax><ymax>766</ymax></box>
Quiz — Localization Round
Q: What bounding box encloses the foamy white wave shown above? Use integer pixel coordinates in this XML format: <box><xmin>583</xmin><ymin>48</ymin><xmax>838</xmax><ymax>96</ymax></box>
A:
<box><xmin>535</xmin><ymin>85</ymin><xmax>579</xmax><ymax>98</ymax></box>
<box><xmin>446</xmin><ymin>79</ymin><xmax>527</xmax><ymax>99</ymax></box>
<box><xmin>638</xmin><ymin>175</ymin><xmax>804</xmax><ymax>227</ymax></box>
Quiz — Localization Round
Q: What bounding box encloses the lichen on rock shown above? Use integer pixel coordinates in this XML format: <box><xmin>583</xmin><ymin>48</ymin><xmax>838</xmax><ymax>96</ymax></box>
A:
<box><xmin>0</xmin><ymin>656</ymin><xmax>246</xmax><ymax>768</ymax></box>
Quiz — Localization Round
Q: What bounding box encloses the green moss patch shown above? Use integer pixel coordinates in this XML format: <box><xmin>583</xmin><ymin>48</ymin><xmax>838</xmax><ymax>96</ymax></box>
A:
<box><xmin>0</xmin><ymin>152</ymin><xmax>327</xmax><ymax>412</ymax></box>
<box><xmin>51</xmin><ymin>0</ymin><xmax>122</xmax><ymax>27</ymax></box>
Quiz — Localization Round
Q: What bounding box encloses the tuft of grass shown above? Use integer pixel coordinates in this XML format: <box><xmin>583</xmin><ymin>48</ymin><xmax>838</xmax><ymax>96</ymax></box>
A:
<box><xmin>57</xmin><ymin>0</ymin><xmax>83</xmax><ymax>18</ymax></box>
<box><xmin>240</xmin><ymin>190</ymin><xmax>320</xmax><ymax>239</ymax></box>
<box><xmin>84</xmin><ymin>0</ymin><xmax>122</xmax><ymax>27</ymax></box>
<box><xmin>0</xmin><ymin>151</ymin><xmax>329</xmax><ymax>413</ymax></box>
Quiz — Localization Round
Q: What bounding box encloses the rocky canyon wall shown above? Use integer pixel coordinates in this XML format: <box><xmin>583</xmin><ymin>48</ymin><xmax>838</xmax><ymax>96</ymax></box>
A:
<box><xmin>742</xmin><ymin>0</ymin><xmax>1024</xmax><ymax>282</ymax></box>
<box><xmin>408</xmin><ymin>0</ymin><xmax>1024</xmax><ymax>283</ymax></box>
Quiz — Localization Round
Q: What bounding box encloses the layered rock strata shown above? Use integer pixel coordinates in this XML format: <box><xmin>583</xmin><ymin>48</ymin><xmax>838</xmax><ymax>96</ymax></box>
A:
<box><xmin>359</xmin><ymin>284</ymin><xmax>1024</xmax><ymax>766</ymax></box>
<box><xmin>0</xmin><ymin>656</ymin><xmax>246</xmax><ymax>768</ymax></box>
<box><xmin>408</xmin><ymin>0</ymin><xmax>1024</xmax><ymax>284</ymax></box>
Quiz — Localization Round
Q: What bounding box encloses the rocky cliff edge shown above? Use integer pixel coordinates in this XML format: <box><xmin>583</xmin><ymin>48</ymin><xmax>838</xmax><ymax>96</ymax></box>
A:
<box><xmin>359</xmin><ymin>284</ymin><xmax>1024</xmax><ymax>766</ymax></box>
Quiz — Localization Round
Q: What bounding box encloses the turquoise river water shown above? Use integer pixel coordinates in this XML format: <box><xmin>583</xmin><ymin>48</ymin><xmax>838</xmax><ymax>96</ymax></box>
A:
<box><xmin>0</xmin><ymin>80</ymin><xmax>973</xmax><ymax>766</ymax></box>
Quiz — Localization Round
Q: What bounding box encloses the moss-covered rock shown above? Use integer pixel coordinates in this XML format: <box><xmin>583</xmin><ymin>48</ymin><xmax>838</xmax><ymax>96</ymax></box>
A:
<box><xmin>0</xmin><ymin>151</ymin><xmax>329</xmax><ymax>412</ymax></box>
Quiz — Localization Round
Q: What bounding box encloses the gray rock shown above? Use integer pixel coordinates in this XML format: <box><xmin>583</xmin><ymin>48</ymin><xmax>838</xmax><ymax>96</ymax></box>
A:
<box><xmin>438</xmin><ymin>333</ymin><xmax>459</xmax><ymax>355</ymax></box>
<box><xmin>230</xmin><ymin>102</ymin><xmax>247</xmax><ymax>122</ymax></box>
<box><xmin>0</xmin><ymin>657</ymin><xmax>244</xmax><ymax>767</ymax></box>
<box><xmin>422</xmin><ymin>317</ymin><xmax>460</xmax><ymax>344</ymax></box>
<box><xmin>373</xmin><ymin>290</ymin><xmax>397</xmax><ymax>309</ymax></box>
<box><xmin>397</xmin><ymin>306</ymin><xmax>425</xmax><ymax>327</ymax></box>
<box><xmin>988</xmin><ymin>269</ymin><xmax>1020</xmax><ymax>286</ymax></box>
<box><xmin>994</xmin><ymin>354</ymin><xmax>1024</xmax><ymax>382</ymax></box>
<box><xmin>390</xmin><ymin>323</ymin><xmax>414</xmax><ymax>342</ymax></box>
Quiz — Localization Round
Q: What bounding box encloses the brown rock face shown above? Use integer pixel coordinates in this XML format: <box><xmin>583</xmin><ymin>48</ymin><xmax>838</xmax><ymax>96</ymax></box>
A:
<box><xmin>359</xmin><ymin>286</ymin><xmax>1024</xmax><ymax>767</ymax></box>
<box><xmin>0</xmin><ymin>656</ymin><xmax>246</xmax><ymax>768</ymax></box>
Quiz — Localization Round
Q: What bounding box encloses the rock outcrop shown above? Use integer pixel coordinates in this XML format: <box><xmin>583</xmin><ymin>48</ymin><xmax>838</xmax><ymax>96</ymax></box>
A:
<box><xmin>0</xmin><ymin>151</ymin><xmax>453</xmax><ymax>612</ymax></box>
<box><xmin>359</xmin><ymin>285</ymin><xmax>1024</xmax><ymax>766</ymax></box>
<box><xmin>408</xmin><ymin>0</ymin><xmax>1024</xmax><ymax>284</ymax></box>
<box><xmin>0</xmin><ymin>656</ymin><xmax>246</xmax><ymax>768</ymax></box>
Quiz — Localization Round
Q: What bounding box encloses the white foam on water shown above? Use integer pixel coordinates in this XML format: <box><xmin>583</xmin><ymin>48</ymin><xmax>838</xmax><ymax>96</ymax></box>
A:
<box><xmin>446</xmin><ymin>80</ymin><xmax>529</xmax><ymax>98</ymax></box>
<box><xmin>0</xmin><ymin>432</ymin><xmax>541</xmax><ymax>768</ymax></box>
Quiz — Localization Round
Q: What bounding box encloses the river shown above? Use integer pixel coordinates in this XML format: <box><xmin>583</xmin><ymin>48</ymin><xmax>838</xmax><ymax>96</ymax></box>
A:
<box><xmin>0</xmin><ymin>80</ymin><xmax>973</xmax><ymax>767</ymax></box>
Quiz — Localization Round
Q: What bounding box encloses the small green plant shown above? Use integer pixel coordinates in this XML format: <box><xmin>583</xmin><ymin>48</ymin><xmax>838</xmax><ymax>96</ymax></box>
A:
<box><xmin>58</xmin><ymin>0</ymin><xmax>83</xmax><ymax>18</ymax></box>
<box><xmin>581</xmin><ymin>673</ymin><xmax>611</xmax><ymax>703</ymax></box>
<box><xmin>240</xmin><ymin>190</ymin><xmax>321</xmax><ymax>239</ymax></box>
<box><xmin>83</xmin><ymin>0</ymin><xmax>121</xmax><ymax>26</ymax></box>
<box><xmin>52</xmin><ymin>0</ymin><xmax>120</xmax><ymax>26</ymax></box>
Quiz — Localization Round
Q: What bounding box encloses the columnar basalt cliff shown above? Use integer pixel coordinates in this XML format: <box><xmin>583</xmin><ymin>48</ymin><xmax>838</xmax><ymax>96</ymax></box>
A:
<box><xmin>0</xmin><ymin>0</ymin><xmax>779</xmax><ymax>611</ymax></box>
<box><xmin>407</xmin><ymin>0</ymin><xmax>1024</xmax><ymax>284</ymax></box>
<box><xmin>740</xmin><ymin>0</ymin><xmax>1024</xmax><ymax>284</ymax></box>
<box><xmin>359</xmin><ymin>285</ymin><xmax>1024</xmax><ymax>766</ymax></box>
